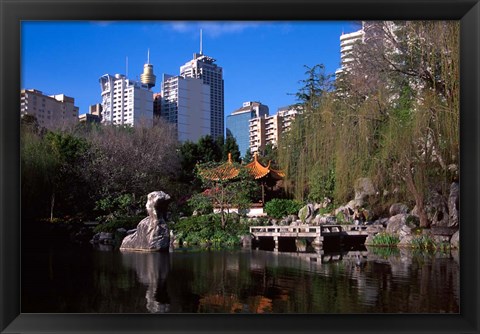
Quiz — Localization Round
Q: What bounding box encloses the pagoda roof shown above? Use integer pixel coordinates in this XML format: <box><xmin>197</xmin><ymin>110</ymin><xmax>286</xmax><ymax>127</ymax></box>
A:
<box><xmin>245</xmin><ymin>154</ymin><xmax>271</xmax><ymax>179</ymax></box>
<box><xmin>198</xmin><ymin>153</ymin><xmax>239</xmax><ymax>181</ymax></box>
<box><xmin>199</xmin><ymin>153</ymin><xmax>285</xmax><ymax>181</ymax></box>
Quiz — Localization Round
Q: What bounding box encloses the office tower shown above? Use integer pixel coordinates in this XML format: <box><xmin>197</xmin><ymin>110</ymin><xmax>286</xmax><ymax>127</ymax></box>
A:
<box><xmin>249</xmin><ymin>106</ymin><xmax>301</xmax><ymax>154</ymax></box>
<box><xmin>161</xmin><ymin>74</ymin><xmax>210</xmax><ymax>142</ymax></box>
<box><xmin>226</xmin><ymin>101</ymin><xmax>269</xmax><ymax>157</ymax></box>
<box><xmin>180</xmin><ymin>43</ymin><xmax>224</xmax><ymax>139</ymax></box>
<box><xmin>20</xmin><ymin>89</ymin><xmax>79</xmax><ymax>129</ymax></box>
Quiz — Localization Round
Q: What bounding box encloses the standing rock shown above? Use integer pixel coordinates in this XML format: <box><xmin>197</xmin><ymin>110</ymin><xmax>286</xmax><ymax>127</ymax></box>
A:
<box><xmin>448</xmin><ymin>182</ymin><xmax>459</xmax><ymax>227</ymax></box>
<box><xmin>298</xmin><ymin>204</ymin><xmax>315</xmax><ymax>223</ymax></box>
<box><xmin>120</xmin><ymin>191</ymin><xmax>171</xmax><ymax>252</ymax></box>
<box><xmin>389</xmin><ymin>203</ymin><xmax>409</xmax><ymax>216</ymax></box>
<box><xmin>385</xmin><ymin>214</ymin><xmax>407</xmax><ymax>235</ymax></box>
<box><xmin>450</xmin><ymin>230</ymin><xmax>460</xmax><ymax>249</ymax></box>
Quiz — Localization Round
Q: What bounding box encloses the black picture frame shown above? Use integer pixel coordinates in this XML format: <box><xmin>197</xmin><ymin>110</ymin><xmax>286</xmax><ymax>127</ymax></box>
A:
<box><xmin>1</xmin><ymin>0</ymin><xmax>479</xmax><ymax>333</ymax></box>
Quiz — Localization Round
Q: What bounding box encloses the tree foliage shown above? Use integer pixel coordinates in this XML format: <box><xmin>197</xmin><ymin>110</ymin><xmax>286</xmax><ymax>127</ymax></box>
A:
<box><xmin>21</xmin><ymin>119</ymin><xmax>182</xmax><ymax>221</ymax></box>
<box><xmin>277</xmin><ymin>21</ymin><xmax>459</xmax><ymax>227</ymax></box>
<box><xmin>195</xmin><ymin>162</ymin><xmax>259</xmax><ymax>229</ymax></box>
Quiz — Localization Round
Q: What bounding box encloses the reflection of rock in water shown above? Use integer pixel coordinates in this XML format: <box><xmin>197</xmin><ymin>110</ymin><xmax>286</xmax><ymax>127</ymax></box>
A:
<box><xmin>121</xmin><ymin>252</ymin><xmax>170</xmax><ymax>313</ymax></box>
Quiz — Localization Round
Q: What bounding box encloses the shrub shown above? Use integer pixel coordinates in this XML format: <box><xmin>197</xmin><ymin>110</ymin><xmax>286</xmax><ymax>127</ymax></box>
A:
<box><xmin>371</xmin><ymin>232</ymin><xmax>400</xmax><ymax>246</ymax></box>
<box><xmin>173</xmin><ymin>213</ymin><xmax>242</xmax><ymax>246</ymax></box>
<box><xmin>264</xmin><ymin>199</ymin><xmax>303</xmax><ymax>219</ymax></box>
<box><xmin>93</xmin><ymin>215</ymin><xmax>143</xmax><ymax>233</ymax></box>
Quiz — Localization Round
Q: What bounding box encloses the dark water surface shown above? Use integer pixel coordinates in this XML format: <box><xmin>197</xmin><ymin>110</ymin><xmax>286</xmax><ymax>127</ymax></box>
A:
<box><xmin>22</xmin><ymin>244</ymin><xmax>459</xmax><ymax>313</ymax></box>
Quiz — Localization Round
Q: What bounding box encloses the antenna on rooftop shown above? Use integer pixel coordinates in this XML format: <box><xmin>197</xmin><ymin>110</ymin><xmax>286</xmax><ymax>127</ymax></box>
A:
<box><xmin>147</xmin><ymin>48</ymin><xmax>150</xmax><ymax>64</ymax></box>
<box><xmin>200</xmin><ymin>29</ymin><xmax>203</xmax><ymax>55</ymax></box>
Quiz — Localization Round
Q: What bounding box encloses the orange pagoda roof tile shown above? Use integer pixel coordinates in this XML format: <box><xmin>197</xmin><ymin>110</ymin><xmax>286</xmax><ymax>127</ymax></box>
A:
<box><xmin>199</xmin><ymin>152</ymin><xmax>284</xmax><ymax>181</ymax></box>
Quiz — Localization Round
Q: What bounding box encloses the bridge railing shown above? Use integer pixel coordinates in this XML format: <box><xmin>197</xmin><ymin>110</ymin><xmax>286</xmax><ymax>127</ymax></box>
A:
<box><xmin>250</xmin><ymin>225</ymin><xmax>322</xmax><ymax>234</ymax></box>
<box><xmin>250</xmin><ymin>224</ymin><xmax>368</xmax><ymax>235</ymax></box>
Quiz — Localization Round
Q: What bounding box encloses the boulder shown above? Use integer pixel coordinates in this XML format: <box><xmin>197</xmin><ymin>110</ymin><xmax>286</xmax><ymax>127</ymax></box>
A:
<box><xmin>398</xmin><ymin>235</ymin><xmax>414</xmax><ymax>248</ymax></box>
<box><xmin>298</xmin><ymin>204</ymin><xmax>315</xmax><ymax>223</ymax></box>
<box><xmin>448</xmin><ymin>182</ymin><xmax>459</xmax><ymax>227</ymax></box>
<box><xmin>312</xmin><ymin>215</ymin><xmax>324</xmax><ymax>225</ymax></box>
<box><xmin>354</xmin><ymin>177</ymin><xmax>376</xmax><ymax>200</ymax></box>
<box><xmin>398</xmin><ymin>224</ymin><xmax>412</xmax><ymax>239</ymax></box>
<box><xmin>240</xmin><ymin>234</ymin><xmax>253</xmax><ymax>247</ymax></box>
<box><xmin>385</xmin><ymin>214</ymin><xmax>407</xmax><ymax>235</ymax></box>
<box><xmin>425</xmin><ymin>187</ymin><xmax>449</xmax><ymax>227</ymax></box>
<box><xmin>120</xmin><ymin>191</ymin><xmax>171</xmax><ymax>252</ymax></box>
<box><xmin>389</xmin><ymin>203</ymin><xmax>409</xmax><ymax>216</ymax></box>
<box><xmin>347</xmin><ymin>199</ymin><xmax>364</xmax><ymax>210</ymax></box>
<box><xmin>450</xmin><ymin>230</ymin><xmax>460</xmax><ymax>249</ymax></box>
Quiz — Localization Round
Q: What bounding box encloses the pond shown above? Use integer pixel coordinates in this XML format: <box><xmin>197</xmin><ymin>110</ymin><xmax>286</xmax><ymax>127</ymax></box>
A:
<box><xmin>21</xmin><ymin>242</ymin><xmax>459</xmax><ymax>314</ymax></box>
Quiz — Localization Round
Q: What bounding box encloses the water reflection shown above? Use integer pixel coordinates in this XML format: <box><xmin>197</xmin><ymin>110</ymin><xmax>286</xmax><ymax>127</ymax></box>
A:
<box><xmin>22</xmin><ymin>245</ymin><xmax>459</xmax><ymax>313</ymax></box>
<box><xmin>121</xmin><ymin>252</ymin><xmax>170</xmax><ymax>313</ymax></box>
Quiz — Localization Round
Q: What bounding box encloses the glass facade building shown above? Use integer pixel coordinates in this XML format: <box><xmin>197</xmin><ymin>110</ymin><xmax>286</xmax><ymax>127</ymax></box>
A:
<box><xmin>226</xmin><ymin>102</ymin><xmax>269</xmax><ymax>158</ymax></box>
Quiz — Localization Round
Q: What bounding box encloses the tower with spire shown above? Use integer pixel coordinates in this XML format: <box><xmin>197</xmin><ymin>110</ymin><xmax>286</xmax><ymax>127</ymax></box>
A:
<box><xmin>140</xmin><ymin>49</ymin><xmax>156</xmax><ymax>89</ymax></box>
<box><xmin>179</xmin><ymin>30</ymin><xmax>224</xmax><ymax>139</ymax></box>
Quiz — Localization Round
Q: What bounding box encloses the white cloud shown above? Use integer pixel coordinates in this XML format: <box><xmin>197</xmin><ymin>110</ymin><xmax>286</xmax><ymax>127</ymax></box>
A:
<box><xmin>167</xmin><ymin>21</ymin><xmax>264</xmax><ymax>38</ymax></box>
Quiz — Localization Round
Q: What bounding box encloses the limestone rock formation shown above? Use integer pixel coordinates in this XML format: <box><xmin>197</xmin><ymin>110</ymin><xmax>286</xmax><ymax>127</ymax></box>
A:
<box><xmin>389</xmin><ymin>203</ymin><xmax>409</xmax><ymax>216</ymax></box>
<box><xmin>354</xmin><ymin>177</ymin><xmax>376</xmax><ymax>201</ymax></box>
<box><xmin>120</xmin><ymin>191</ymin><xmax>171</xmax><ymax>252</ymax></box>
<box><xmin>448</xmin><ymin>182</ymin><xmax>459</xmax><ymax>227</ymax></box>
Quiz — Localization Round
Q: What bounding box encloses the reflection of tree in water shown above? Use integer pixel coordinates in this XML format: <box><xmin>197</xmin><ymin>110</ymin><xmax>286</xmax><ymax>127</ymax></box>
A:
<box><xmin>121</xmin><ymin>252</ymin><xmax>170</xmax><ymax>313</ymax></box>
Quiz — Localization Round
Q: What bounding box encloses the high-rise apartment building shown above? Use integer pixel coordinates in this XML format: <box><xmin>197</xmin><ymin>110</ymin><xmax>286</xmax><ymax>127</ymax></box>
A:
<box><xmin>99</xmin><ymin>73</ymin><xmax>154</xmax><ymax>127</ymax></box>
<box><xmin>180</xmin><ymin>52</ymin><xmax>224</xmax><ymax>139</ymax></box>
<box><xmin>99</xmin><ymin>56</ymin><xmax>156</xmax><ymax>127</ymax></box>
<box><xmin>335</xmin><ymin>28</ymin><xmax>364</xmax><ymax>78</ymax></box>
<box><xmin>20</xmin><ymin>89</ymin><xmax>79</xmax><ymax>129</ymax></box>
<box><xmin>160</xmin><ymin>74</ymin><xmax>210</xmax><ymax>142</ymax></box>
<box><xmin>226</xmin><ymin>101</ymin><xmax>269</xmax><ymax>157</ymax></box>
<box><xmin>249</xmin><ymin>106</ymin><xmax>301</xmax><ymax>154</ymax></box>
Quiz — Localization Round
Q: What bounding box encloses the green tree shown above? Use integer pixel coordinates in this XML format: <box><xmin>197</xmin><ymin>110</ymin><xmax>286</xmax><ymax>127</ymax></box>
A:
<box><xmin>223</xmin><ymin>135</ymin><xmax>241</xmax><ymax>162</ymax></box>
<box><xmin>196</xmin><ymin>162</ymin><xmax>258</xmax><ymax>229</ymax></box>
<box><xmin>44</xmin><ymin>131</ymin><xmax>91</xmax><ymax>220</ymax></box>
<box><xmin>197</xmin><ymin>135</ymin><xmax>222</xmax><ymax>163</ymax></box>
<box><xmin>243</xmin><ymin>148</ymin><xmax>253</xmax><ymax>164</ymax></box>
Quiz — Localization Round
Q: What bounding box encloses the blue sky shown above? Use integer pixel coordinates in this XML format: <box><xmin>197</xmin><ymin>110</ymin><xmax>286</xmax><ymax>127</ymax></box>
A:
<box><xmin>21</xmin><ymin>21</ymin><xmax>359</xmax><ymax>119</ymax></box>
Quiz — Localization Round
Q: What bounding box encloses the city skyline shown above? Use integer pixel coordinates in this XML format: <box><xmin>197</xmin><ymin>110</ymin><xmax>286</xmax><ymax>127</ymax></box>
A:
<box><xmin>21</xmin><ymin>21</ymin><xmax>359</xmax><ymax>129</ymax></box>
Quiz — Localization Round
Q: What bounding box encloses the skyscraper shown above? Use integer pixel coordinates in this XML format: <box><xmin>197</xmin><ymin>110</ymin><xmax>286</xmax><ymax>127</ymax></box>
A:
<box><xmin>226</xmin><ymin>101</ymin><xmax>269</xmax><ymax>158</ymax></box>
<box><xmin>99</xmin><ymin>74</ymin><xmax>154</xmax><ymax>127</ymax></box>
<box><xmin>179</xmin><ymin>37</ymin><xmax>224</xmax><ymax>139</ymax></box>
<box><xmin>160</xmin><ymin>74</ymin><xmax>211</xmax><ymax>142</ymax></box>
<box><xmin>99</xmin><ymin>54</ymin><xmax>155</xmax><ymax>127</ymax></box>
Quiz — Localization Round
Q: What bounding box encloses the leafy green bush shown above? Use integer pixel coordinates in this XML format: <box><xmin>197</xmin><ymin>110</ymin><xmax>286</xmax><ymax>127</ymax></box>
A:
<box><xmin>264</xmin><ymin>199</ymin><xmax>303</xmax><ymax>219</ymax></box>
<box><xmin>371</xmin><ymin>232</ymin><xmax>400</xmax><ymax>246</ymax></box>
<box><xmin>187</xmin><ymin>193</ymin><xmax>213</xmax><ymax>215</ymax></box>
<box><xmin>93</xmin><ymin>215</ymin><xmax>143</xmax><ymax>233</ymax></box>
<box><xmin>95</xmin><ymin>193</ymin><xmax>140</xmax><ymax>216</ymax></box>
<box><xmin>173</xmin><ymin>213</ymin><xmax>242</xmax><ymax>246</ymax></box>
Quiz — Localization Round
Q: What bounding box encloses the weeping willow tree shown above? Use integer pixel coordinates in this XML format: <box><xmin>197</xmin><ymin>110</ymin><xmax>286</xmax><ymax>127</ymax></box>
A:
<box><xmin>278</xmin><ymin>65</ymin><xmax>337</xmax><ymax>201</ymax></box>
<box><xmin>278</xmin><ymin>21</ymin><xmax>459</xmax><ymax>225</ymax></box>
